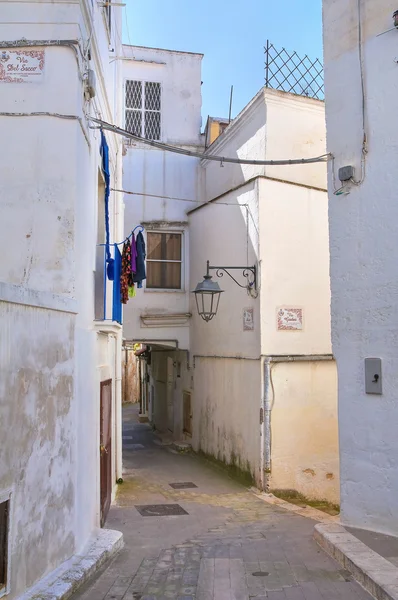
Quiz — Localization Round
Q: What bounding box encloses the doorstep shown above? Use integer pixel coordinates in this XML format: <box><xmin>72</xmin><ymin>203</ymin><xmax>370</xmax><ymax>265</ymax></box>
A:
<box><xmin>19</xmin><ymin>529</ymin><xmax>123</xmax><ymax>600</ymax></box>
<box><xmin>314</xmin><ymin>523</ymin><xmax>398</xmax><ymax>600</ymax></box>
<box><xmin>172</xmin><ymin>440</ymin><xmax>192</xmax><ymax>453</ymax></box>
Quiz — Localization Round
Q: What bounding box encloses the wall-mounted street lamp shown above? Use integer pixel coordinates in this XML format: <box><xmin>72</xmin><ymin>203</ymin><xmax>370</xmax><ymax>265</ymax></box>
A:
<box><xmin>192</xmin><ymin>260</ymin><xmax>257</xmax><ymax>322</ymax></box>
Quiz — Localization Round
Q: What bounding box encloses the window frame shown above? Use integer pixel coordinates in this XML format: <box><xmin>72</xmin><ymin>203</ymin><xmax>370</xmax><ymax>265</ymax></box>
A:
<box><xmin>124</xmin><ymin>79</ymin><xmax>162</xmax><ymax>141</ymax></box>
<box><xmin>145</xmin><ymin>230</ymin><xmax>184</xmax><ymax>292</ymax></box>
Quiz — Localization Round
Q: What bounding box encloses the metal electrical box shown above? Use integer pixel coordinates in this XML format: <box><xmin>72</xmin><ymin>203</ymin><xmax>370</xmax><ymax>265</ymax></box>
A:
<box><xmin>338</xmin><ymin>165</ymin><xmax>355</xmax><ymax>182</ymax></box>
<box><xmin>365</xmin><ymin>358</ymin><xmax>382</xmax><ymax>395</ymax></box>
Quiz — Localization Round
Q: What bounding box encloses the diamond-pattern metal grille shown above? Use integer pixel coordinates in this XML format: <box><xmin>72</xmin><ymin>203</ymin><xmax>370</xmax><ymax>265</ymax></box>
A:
<box><xmin>264</xmin><ymin>40</ymin><xmax>324</xmax><ymax>101</ymax></box>
<box><xmin>144</xmin><ymin>111</ymin><xmax>161</xmax><ymax>141</ymax></box>
<box><xmin>145</xmin><ymin>81</ymin><xmax>161</xmax><ymax>111</ymax></box>
<box><xmin>125</xmin><ymin>80</ymin><xmax>161</xmax><ymax>140</ymax></box>
<box><xmin>125</xmin><ymin>110</ymin><xmax>142</xmax><ymax>136</ymax></box>
<box><xmin>126</xmin><ymin>80</ymin><xmax>142</xmax><ymax>109</ymax></box>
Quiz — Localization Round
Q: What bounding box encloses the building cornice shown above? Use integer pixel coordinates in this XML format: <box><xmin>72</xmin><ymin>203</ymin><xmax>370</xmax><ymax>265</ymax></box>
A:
<box><xmin>0</xmin><ymin>282</ymin><xmax>78</xmax><ymax>314</ymax></box>
<box><xmin>122</xmin><ymin>44</ymin><xmax>203</xmax><ymax>58</ymax></box>
<box><xmin>94</xmin><ymin>321</ymin><xmax>122</xmax><ymax>335</ymax></box>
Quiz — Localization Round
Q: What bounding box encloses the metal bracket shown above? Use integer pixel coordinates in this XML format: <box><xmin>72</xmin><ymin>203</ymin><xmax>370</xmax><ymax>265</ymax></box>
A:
<box><xmin>206</xmin><ymin>260</ymin><xmax>257</xmax><ymax>291</ymax></box>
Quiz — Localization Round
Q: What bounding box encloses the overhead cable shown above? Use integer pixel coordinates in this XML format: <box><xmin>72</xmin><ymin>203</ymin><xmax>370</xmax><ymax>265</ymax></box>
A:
<box><xmin>87</xmin><ymin>116</ymin><xmax>331</xmax><ymax>167</ymax></box>
<box><xmin>111</xmin><ymin>187</ymin><xmax>251</xmax><ymax>207</ymax></box>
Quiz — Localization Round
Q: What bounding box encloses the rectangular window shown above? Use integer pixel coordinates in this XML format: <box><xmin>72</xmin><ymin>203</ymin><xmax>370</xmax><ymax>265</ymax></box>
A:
<box><xmin>0</xmin><ymin>500</ymin><xmax>9</xmax><ymax>594</ymax></box>
<box><xmin>146</xmin><ymin>232</ymin><xmax>182</xmax><ymax>290</ymax></box>
<box><xmin>125</xmin><ymin>80</ymin><xmax>161</xmax><ymax>140</ymax></box>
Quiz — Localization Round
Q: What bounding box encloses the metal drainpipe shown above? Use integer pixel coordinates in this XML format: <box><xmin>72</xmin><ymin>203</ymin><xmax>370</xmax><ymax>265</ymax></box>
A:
<box><xmin>263</xmin><ymin>357</ymin><xmax>271</xmax><ymax>489</ymax></box>
<box><xmin>115</xmin><ymin>330</ymin><xmax>123</xmax><ymax>481</ymax></box>
<box><xmin>260</xmin><ymin>356</ymin><xmax>265</xmax><ymax>491</ymax></box>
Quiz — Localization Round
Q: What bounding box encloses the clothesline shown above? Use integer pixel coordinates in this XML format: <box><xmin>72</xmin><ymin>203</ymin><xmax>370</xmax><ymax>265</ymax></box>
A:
<box><xmin>97</xmin><ymin>225</ymin><xmax>144</xmax><ymax>247</ymax></box>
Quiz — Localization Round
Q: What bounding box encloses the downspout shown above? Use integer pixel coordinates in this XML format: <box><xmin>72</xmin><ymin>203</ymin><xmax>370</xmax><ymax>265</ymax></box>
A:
<box><xmin>115</xmin><ymin>329</ymin><xmax>123</xmax><ymax>480</ymax></box>
<box><xmin>138</xmin><ymin>358</ymin><xmax>142</xmax><ymax>415</ymax></box>
<box><xmin>260</xmin><ymin>356</ymin><xmax>265</xmax><ymax>490</ymax></box>
<box><xmin>124</xmin><ymin>345</ymin><xmax>128</xmax><ymax>402</ymax></box>
<box><xmin>263</xmin><ymin>357</ymin><xmax>271</xmax><ymax>490</ymax></box>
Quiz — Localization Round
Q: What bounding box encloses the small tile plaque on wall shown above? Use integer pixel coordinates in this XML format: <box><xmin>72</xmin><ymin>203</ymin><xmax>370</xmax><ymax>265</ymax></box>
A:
<box><xmin>277</xmin><ymin>307</ymin><xmax>303</xmax><ymax>331</ymax></box>
<box><xmin>0</xmin><ymin>50</ymin><xmax>45</xmax><ymax>83</ymax></box>
<box><xmin>243</xmin><ymin>308</ymin><xmax>254</xmax><ymax>331</ymax></box>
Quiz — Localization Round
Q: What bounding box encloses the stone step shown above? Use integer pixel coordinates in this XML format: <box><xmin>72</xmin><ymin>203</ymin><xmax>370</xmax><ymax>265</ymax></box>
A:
<box><xmin>315</xmin><ymin>523</ymin><xmax>398</xmax><ymax>600</ymax></box>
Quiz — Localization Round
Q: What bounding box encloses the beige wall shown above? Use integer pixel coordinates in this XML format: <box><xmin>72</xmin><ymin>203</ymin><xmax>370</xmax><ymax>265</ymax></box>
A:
<box><xmin>259</xmin><ymin>177</ymin><xmax>332</xmax><ymax>356</ymax></box>
<box><xmin>269</xmin><ymin>360</ymin><xmax>339</xmax><ymax>504</ymax></box>
<box><xmin>263</xmin><ymin>90</ymin><xmax>326</xmax><ymax>190</ymax></box>
<box><xmin>192</xmin><ymin>357</ymin><xmax>262</xmax><ymax>483</ymax></box>
<box><xmin>189</xmin><ymin>181</ymin><xmax>261</xmax><ymax>481</ymax></box>
<box><xmin>201</xmin><ymin>88</ymin><xmax>326</xmax><ymax>203</ymax></box>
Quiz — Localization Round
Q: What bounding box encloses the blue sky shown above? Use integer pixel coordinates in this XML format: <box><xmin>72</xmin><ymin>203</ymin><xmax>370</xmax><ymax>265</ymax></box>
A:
<box><xmin>124</xmin><ymin>0</ymin><xmax>323</xmax><ymax>123</ymax></box>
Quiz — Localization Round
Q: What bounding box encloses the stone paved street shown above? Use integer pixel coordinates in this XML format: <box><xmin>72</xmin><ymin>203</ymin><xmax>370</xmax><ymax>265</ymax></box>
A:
<box><xmin>72</xmin><ymin>405</ymin><xmax>373</xmax><ymax>600</ymax></box>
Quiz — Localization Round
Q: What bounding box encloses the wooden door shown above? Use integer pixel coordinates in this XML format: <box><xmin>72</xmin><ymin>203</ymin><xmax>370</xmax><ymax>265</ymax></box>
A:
<box><xmin>100</xmin><ymin>379</ymin><xmax>112</xmax><ymax>527</ymax></box>
<box><xmin>183</xmin><ymin>391</ymin><xmax>192</xmax><ymax>436</ymax></box>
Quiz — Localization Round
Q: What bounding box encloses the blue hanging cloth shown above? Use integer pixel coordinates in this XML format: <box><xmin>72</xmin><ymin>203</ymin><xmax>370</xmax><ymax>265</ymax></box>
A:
<box><xmin>112</xmin><ymin>245</ymin><xmax>122</xmax><ymax>324</ymax></box>
<box><xmin>100</xmin><ymin>130</ymin><xmax>114</xmax><ymax>280</ymax></box>
<box><xmin>133</xmin><ymin>231</ymin><xmax>146</xmax><ymax>288</ymax></box>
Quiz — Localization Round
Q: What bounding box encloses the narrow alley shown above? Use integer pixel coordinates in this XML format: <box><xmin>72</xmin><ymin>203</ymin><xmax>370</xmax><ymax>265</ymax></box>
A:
<box><xmin>72</xmin><ymin>405</ymin><xmax>371</xmax><ymax>600</ymax></box>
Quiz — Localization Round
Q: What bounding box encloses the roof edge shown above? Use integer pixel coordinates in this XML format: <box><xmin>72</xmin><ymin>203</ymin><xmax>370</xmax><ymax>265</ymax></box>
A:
<box><xmin>122</xmin><ymin>44</ymin><xmax>204</xmax><ymax>57</ymax></box>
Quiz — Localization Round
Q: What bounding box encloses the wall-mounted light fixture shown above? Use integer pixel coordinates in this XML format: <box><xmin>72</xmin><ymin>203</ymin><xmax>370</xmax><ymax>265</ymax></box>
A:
<box><xmin>377</xmin><ymin>10</ymin><xmax>398</xmax><ymax>36</ymax></box>
<box><xmin>192</xmin><ymin>260</ymin><xmax>257</xmax><ymax>322</ymax></box>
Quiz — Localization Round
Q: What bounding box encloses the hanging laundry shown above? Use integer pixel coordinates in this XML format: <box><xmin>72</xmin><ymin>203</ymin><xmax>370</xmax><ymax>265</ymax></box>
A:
<box><xmin>133</xmin><ymin>231</ymin><xmax>146</xmax><ymax>288</ymax></box>
<box><xmin>112</xmin><ymin>245</ymin><xmax>122</xmax><ymax>324</ymax></box>
<box><xmin>128</xmin><ymin>284</ymin><xmax>136</xmax><ymax>298</ymax></box>
<box><xmin>131</xmin><ymin>232</ymin><xmax>138</xmax><ymax>275</ymax></box>
<box><xmin>120</xmin><ymin>239</ymin><xmax>133</xmax><ymax>304</ymax></box>
<box><xmin>100</xmin><ymin>131</ymin><xmax>114</xmax><ymax>280</ymax></box>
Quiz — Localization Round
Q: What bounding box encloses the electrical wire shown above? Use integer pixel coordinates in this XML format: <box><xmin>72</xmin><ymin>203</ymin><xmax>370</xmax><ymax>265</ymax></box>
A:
<box><xmin>124</xmin><ymin>4</ymin><xmax>133</xmax><ymax>47</ymax></box>
<box><xmin>0</xmin><ymin>39</ymin><xmax>84</xmax><ymax>79</ymax></box>
<box><xmin>330</xmin><ymin>155</ymin><xmax>350</xmax><ymax>196</ymax></box>
<box><xmin>0</xmin><ymin>111</ymin><xmax>90</xmax><ymax>146</ymax></box>
<box><xmin>87</xmin><ymin>115</ymin><xmax>331</xmax><ymax>167</ymax></box>
<box><xmin>351</xmin><ymin>0</ymin><xmax>367</xmax><ymax>186</ymax></box>
<box><xmin>111</xmin><ymin>186</ymin><xmax>252</xmax><ymax>207</ymax></box>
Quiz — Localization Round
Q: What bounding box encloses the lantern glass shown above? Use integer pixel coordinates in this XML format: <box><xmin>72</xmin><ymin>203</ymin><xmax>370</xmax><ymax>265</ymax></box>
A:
<box><xmin>192</xmin><ymin>276</ymin><xmax>223</xmax><ymax>322</ymax></box>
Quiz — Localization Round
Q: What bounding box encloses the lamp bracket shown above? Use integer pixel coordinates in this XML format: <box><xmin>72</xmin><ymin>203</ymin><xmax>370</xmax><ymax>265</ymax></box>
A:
<box><xmin>206</xmin><ymin>261</ymin><xmax>257</xmax><ymax>291</ymax></box>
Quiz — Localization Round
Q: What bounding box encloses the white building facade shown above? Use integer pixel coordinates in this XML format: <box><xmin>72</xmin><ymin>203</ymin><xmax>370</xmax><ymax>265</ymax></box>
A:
<box><xmin>190</xmin><ymin>88</ymin><xmax>339</xmax><ymax>502</ymax></box>
<box><xmin>121</xmin><ymin>45</ymin><xmax>203</xmax><ymax>434</ymax></box>
<box><xmin>323</xmin><ymin>0</ymin><xmax>398</xmax><ymax>534</ymax></box>
<box><xmin>121</xmin><ymin>47</ymin><xmax>340</xmax><ymax>503</ymax></box>
<box><xmin>0</xmin><ymin>0</ymin><xmax>124</xmax><ymax>597</ymax></box>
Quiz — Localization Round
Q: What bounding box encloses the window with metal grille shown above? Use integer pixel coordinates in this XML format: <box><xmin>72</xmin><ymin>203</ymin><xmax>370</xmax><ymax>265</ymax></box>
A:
<box><xmin>146</xmin><ymin>232</ymin><xmax>182</xmax><ymax>290</ymax></box>
<box><xmin>0</xmin><ymin>500</ymin><xmax>9</xmax><ymax>593</ymax></box>
<box><xmin>125</xmin><ymin>80</ymin><xmax>161</xmax><ymax>140</ymax></box>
